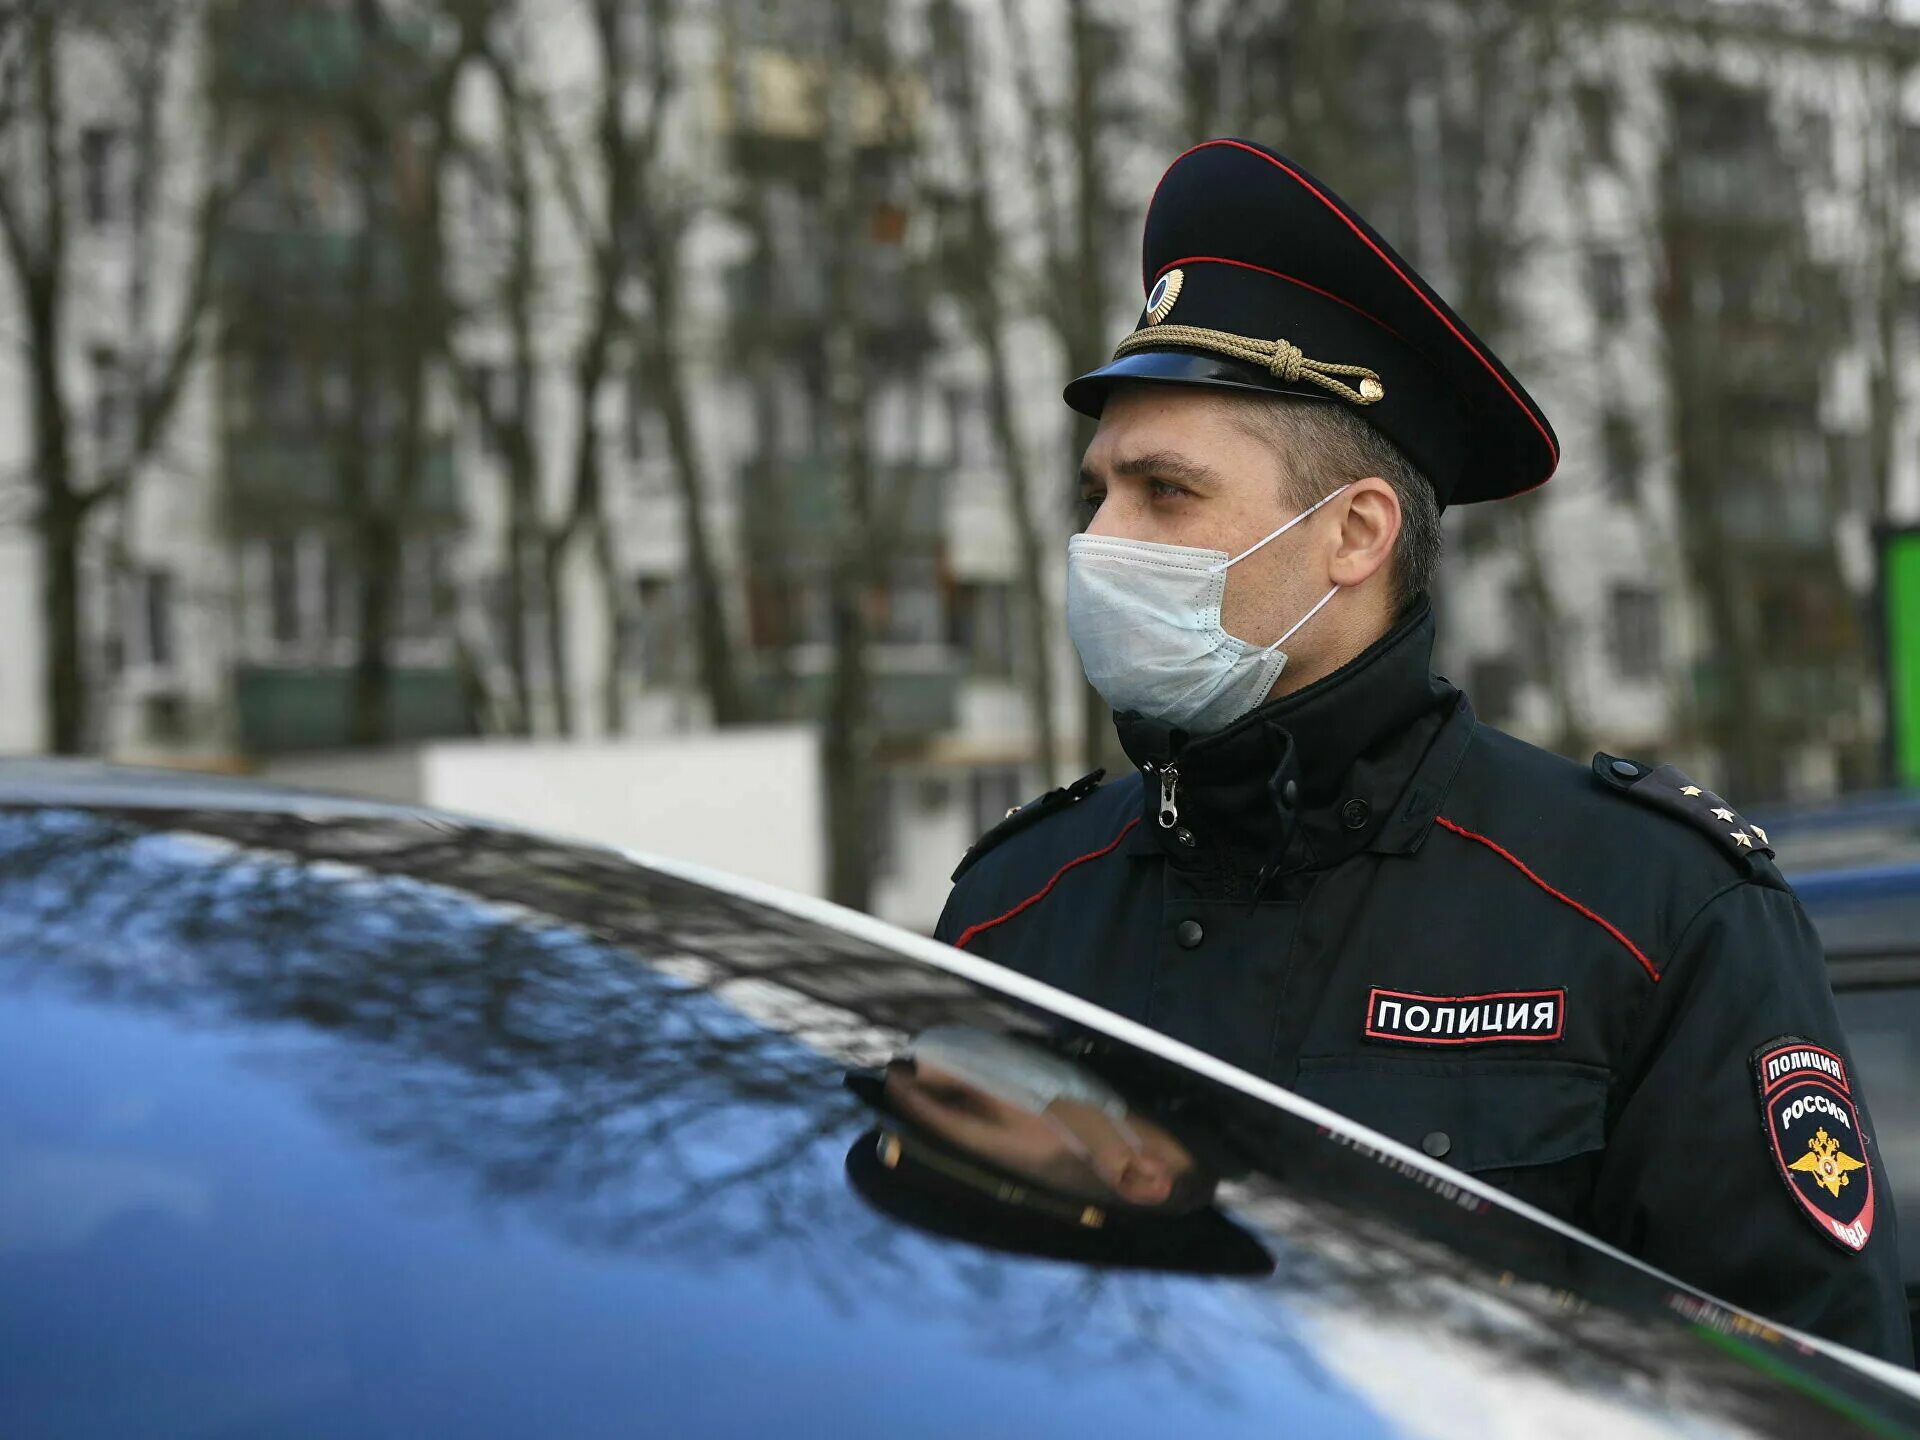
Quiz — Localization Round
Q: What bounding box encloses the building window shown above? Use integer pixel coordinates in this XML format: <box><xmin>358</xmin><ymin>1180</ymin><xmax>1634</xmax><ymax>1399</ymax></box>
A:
<box><xmin>1601</xmin><ymin>413</ymin><xmax>1640</xmax><ymax>503</ymax></box>
<box><xmin>398</xmin><ymin>540</ymin><xmax>446</xmax><ymax>642</ymax></box>
<box><xmin>946</xmin><ymin>388</ymin><xmax>993</xmax><ymax>470</ymax></box>
<box><xmin>1588</xmin><ymin>250</ymin><xmax>1627</xmax><ymax>325</ymax></box>
<box><xmin>950</xmin><ymin>580</ymin><xmax>1015</xmax><ymax>677</ymax></box>
<box><xmin>630</xmin><ymin>575</ymin><xmax>682</xmax><ymax>685</ymax></box>
<box><xmin>268</xmin><ymin>537</ymin><xmax>301</xmax><ymax>648</ymax></box>
<box><xmin>881</xmin><ymin>557</ymin><xmax>944</xmax><ymax>646</ymax></box>
<box><xmin>1797</xmin><ymin>109</ymin><xmax>1834</xmax><ymax>188</ymax></box>
<box><xmin>319</xmin><ymin>541</ymin><xmax>356</xmax><ymax>642</ymax></box>
<box><xmin>125</xmin><ymin>567</ymin><xmax>174</xmax><ymax>669</ymax></box>
<box><xmin>1574</xmin><ymin>85</ymin><xmax>1615</xmax><ymax>167</ymax></box>
<box><xmin>1608</xmin><ymin>584</ymin><xmax>1663</xmax><ymax>681</ymax></box>
<box><xmin>80</xmin><ymin>126</ymin><xmax>117</xmax><ymax>229</ymax></box>
<box><xmin>968</xmin><ymin>765</ymin><xmax>1027</xmax><ymax>838</ymax></box>
<box><xmin>1900</xmin><ymin>123</ymin><xmax>1920</xmax><ymax>195</ymax></box>
<box><xmin>91</xmin><ymin>346</ymin><xmax>131</xmax><ymax>459</ymax></box>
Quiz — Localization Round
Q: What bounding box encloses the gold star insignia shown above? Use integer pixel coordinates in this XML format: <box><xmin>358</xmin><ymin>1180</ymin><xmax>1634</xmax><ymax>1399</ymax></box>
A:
<box><xmin>1750</xmin><ymin>823</ymin><xmax>1769</xmax><ymax>845</ymax></box>
<box><xmin>1710</xmin><ymin>807</ymin><xmax>1736</xmax><ymax>823</ymax></box>
<box><xmin>1787</xmin><ymin>1127</ymin><xmax>1866</xmax><ymax>1199</ymax></box>
<box><xmin>1680</xmin><ymin>785</ymin><xmax>1703</xmax><ymax>797</ymax></box>
<box><xmin>1731</xmin><ymin>831</ymin><xmax>1753</xmax><ymax>848</ymax></box>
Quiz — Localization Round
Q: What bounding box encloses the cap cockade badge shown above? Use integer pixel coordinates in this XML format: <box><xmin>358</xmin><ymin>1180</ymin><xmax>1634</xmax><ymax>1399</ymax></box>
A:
<box><xmin>1145</xmin><ymin>267</ymin><xmax>1183</xmax><ymax>325</ymax></box>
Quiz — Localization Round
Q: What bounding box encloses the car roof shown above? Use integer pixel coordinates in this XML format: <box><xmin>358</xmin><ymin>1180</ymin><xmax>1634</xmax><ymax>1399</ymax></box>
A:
<box><xmin>0</xmin><ymin>769</ymin><xmax>1916</xmax><ymax>1435</ymax></box>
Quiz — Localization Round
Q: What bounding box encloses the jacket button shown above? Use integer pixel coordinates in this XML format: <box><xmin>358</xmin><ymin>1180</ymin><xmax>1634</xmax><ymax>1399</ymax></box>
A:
<box><xmin>1176</xmin><ymin>919</ymin><xmax>1204</xmax><ymax>949</ymax></box>
<box><xmin>1341</xmin><ymin>798</ymin><xmax>1371</xmax><ymax>830</ymax></box>
<box><xmin>1174</xmin><ymin>826</ymin><xmax>1197</xmax><ymax>848</ymax></box>
<box><xmin>1611</xmin><ymin>759</ymin><xmax>1639</xmax><ymax>779</ymax></box>
<box><xmin>1421</xmin><ymin>1130</ymin><xmax>1451</xmax><ymax>1159</ymax></box>
<box><xmin>1280</xmin><ymin>779</ymin><xmax>1299</xmax><ymax>810</ymax></box>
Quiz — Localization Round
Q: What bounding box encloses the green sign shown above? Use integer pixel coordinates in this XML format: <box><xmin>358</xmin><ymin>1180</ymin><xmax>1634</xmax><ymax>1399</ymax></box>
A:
<box><xmin>1884</xmin><ymin>529</ymin><xmax>1920</xmax><ymax>787</ymax></box>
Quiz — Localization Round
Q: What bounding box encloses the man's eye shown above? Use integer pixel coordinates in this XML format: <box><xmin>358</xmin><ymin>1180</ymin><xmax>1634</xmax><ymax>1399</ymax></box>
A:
<box><xmin>1077</xmin><ymin>493</ymin><xmax>1104</xmax><ymax>521</ymax></box>
<box><xmin>1147</xmin><ymin>479</ymin><xmax>1184</xmax><ymax>501</ymax></box>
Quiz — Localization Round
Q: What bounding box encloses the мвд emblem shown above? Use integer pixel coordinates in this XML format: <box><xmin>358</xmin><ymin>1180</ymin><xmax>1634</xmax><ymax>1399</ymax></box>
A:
<box><xmin>1752</xmin><ymin>1037</ymin><xmax>1876</xmax><ymax>1253</ymax></box>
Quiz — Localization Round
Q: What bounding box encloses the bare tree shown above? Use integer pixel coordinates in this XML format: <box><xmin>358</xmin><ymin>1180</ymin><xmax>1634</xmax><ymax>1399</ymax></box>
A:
<box><xmin>999</xmin><ymin>0</ymin><xmax>1130</xmax><ymax>773</ymax></box>
<box><xmin>462</xmin><ymin>0</ymin><xmax>742</xmax><ymax>739</ymax></box>
<box><xmin>928</xmin><ymin>0</ymin><xmax>1059</xmax><ymax>784</ymax></box>
<box><xmin>619</xmin><ymin>0</ymin><xmax>747</xmax><ymax>729</ymax></box>
<box><xmin>0</xmin><ymin>0</ymin><xmax>244</xmax><ymax>753</ymax></box>
<box><xmin>331</xmin><ymin>0</ymin><xmax>486</xmax><ymax>746</ymax></box>
<box><xmin>814</xmin><ymin>6</ymin><xmax>908</xmax><ymax>912</ymax></box>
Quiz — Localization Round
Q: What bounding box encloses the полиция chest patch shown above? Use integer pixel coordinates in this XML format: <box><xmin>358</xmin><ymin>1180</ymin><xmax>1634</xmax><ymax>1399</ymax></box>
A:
<box><xmin>1752</xmin><ymin>1037</ymin><xmax>1876</xmax><ymax>1253</ymax></box>
<box><xmin>1363</xmin><ymin>986</ymin><xmax>1565</xmax><ymax>1046</ymax></box>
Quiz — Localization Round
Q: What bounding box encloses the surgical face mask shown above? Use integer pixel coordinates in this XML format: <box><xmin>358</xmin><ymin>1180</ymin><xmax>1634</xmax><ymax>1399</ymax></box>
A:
<box><xmin>1065</xmin><ymin>484</ymin><xmax>1349</xmax><ymax>733</ymax></box>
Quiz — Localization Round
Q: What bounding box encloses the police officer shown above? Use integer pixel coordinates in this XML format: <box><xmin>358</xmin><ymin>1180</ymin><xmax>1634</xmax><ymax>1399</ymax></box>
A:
<box><xmin>935</xmin><ymin>139</ymin><xmax>1910</xmax><ymax>1362</ymax></box>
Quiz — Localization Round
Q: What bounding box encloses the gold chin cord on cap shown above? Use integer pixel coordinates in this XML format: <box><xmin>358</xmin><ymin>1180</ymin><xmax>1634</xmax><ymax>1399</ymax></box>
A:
<box><xmin>1112</xmin><ymin>325</ymin><xmax>1386</xmax><ymax>407</ymax></box>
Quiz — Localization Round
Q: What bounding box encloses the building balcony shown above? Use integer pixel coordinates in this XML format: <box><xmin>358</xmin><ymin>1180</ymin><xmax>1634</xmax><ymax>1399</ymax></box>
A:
<box><xmin>234</xmin><ymin>664</ymin><xmax>471</xmax><ymax>754</ymax></box>
<box><xmin>745</xmin><ymin>648</ymin><xmax>961</xmax><ymax>740</ymax></box>
<box><xmin>211</xmin><ymin>1</ymin><xmax>431</xmax><ymax>102</ymax></box>
<box><xmin>216</xmin><ymin>228</ymin><xmax>407</xmax><ymax>311</ymax></box>
<box><xmin>224</xmin><ymin>432</ymin><xmax>460</xmax><ymax>529</ymax></box>
<box><xmin>723</xmin><ymin>258</ymin><xmax>934</xmax><ymax>356</ymax></box>
<box><xmin>716</xmin><ymin>48</ymin><xmax>924</xmax><ymax>163</ymax></box>
<box><xmin>740</xmin><ymin>456</ymin><xmax>944</xmax><ymax>550</ymax></box>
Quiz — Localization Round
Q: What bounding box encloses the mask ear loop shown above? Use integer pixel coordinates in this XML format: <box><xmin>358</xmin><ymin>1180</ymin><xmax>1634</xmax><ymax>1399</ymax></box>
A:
<box><xmin>1260</xmin><ymin>584</ymin><xmax>1340</xmax><ymax>656</ymax></box>
<box><xmin>1209</xmin><ymin>482</ymin><xmax>1353</xmax><ymax>574</ymax></box>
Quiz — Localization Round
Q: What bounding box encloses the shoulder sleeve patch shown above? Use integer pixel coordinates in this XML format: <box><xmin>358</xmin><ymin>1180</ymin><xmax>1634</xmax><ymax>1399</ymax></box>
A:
<box><xmin>951</xmin><ymin>769</ymin><xmax>1106</xmax><ymax>883</ymax></box>
<box><xmin>1751</xmin><ymin>1035</ymin><xmax>1877</xmax><ymax>1253</ymax></box>
<box><xmin>1591</xmin><ymin>753</ymin><xmax>1775</xmax><ymax>862</ymax></box>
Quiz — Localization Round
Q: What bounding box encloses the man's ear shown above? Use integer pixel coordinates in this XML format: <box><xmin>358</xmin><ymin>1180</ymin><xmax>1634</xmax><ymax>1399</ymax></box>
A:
<box><xmin>1328</xmin><ymin>476</ymin><xmax>1401</xmax><ymax>589</ymax></box>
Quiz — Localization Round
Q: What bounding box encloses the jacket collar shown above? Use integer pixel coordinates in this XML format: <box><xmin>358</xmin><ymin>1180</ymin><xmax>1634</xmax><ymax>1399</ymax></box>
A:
<box><xmin>1115</xmin><ymin>602</ymin><xmax>1471</xmax><ymax>872</ymax></box>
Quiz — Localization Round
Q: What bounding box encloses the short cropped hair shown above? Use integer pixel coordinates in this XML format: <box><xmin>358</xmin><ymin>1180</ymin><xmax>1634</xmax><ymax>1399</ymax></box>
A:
<box><xmin>1223</xmin><ymin>393</ymin><xmax>1443</xmax><ymax>615</ymax></box>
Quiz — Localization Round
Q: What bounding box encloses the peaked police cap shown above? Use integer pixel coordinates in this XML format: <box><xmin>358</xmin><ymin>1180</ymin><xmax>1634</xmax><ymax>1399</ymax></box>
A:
<box><xmin>1064</xmin><ymin>139</ymin><xmax>1560</xmax><ymax>507</ymax></box>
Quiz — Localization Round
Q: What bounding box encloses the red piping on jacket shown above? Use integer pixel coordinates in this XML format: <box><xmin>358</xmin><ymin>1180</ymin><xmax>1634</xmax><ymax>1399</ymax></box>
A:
<box><xmin>952</xmin><ymin>818</ymin><xmax>1141</xmax><ymax>952</ymax></box>
<box><xmin>1146</xmin><ymin>140</ymin><xmax>1561</xmax><ymax>484</ymax></box>
<box><xmin>1434</xmin><ymin>816</ymin><xmax>1658</xmax><ymax>981</ymax></box>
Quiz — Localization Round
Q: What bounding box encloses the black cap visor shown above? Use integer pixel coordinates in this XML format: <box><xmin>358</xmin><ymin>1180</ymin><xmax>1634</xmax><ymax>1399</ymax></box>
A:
<box><xmin>1063</xmin><ymin>348</ymin><xmax>1342</xmax><ymax>419</ymax></box>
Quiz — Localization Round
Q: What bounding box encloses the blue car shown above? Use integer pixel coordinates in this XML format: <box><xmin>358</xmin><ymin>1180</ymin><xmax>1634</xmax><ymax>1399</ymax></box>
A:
<box><xmin>3</xmin><ymin>763</ymin><xmax>1920</xmax><ymax>1437</ymax></box>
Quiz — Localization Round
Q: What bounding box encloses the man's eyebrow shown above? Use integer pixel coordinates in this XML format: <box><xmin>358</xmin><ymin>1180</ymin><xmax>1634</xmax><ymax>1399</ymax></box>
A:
<box><xmin>1078</xmin><ymin>450</ymin><xmax>1226</xmax><ymax>491</ymax></box>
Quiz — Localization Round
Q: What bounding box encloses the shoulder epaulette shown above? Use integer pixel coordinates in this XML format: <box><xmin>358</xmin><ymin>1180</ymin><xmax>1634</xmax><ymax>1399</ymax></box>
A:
<box><xmin>1592</xmin><ymin>753</ymin><xmax>1775</xmax><ymax>863</ymax></box>
<box><xmin>951</xmin><ymin>769</ymin><xmax>1106</xmax><ymax>883</ymax></box>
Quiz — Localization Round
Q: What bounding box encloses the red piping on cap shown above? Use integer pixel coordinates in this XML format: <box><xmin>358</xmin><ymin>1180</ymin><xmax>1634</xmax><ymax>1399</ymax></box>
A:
<box><xmin>1147</xmin><ymin>140</ymin><xmax>1560</xmax><ymax>486</ymax></box>
<box><xmin>951</xmin><ymin>818</ymin><xmax>1140</xmax><ymax>952</ymax></box>
<box><xmin>1151</xmin><ymin>255</ymin><xmax>1412</xmax><ymax>343</ymax></box>
<box><xmin>1434</xmin><ymin>816</ymin><xmax>1658</xmax><ymax>981</ymax></box>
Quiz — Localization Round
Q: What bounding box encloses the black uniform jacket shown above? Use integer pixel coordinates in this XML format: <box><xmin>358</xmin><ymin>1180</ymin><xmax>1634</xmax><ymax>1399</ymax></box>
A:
<box><xmin>936</xmin><ymin>605</ymin><xmax>1910</xmax><ymax>1362</ymax></box>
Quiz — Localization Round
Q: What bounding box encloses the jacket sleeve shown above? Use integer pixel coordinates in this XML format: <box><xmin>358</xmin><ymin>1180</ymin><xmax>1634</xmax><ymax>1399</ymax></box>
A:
<box><xmin>1589</xmin><ymin>875</ymin><xmax>1911</xmax><ymax>1363</ymax></box>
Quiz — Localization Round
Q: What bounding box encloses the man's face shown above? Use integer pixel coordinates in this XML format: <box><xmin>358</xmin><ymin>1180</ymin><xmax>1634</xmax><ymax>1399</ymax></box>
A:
<box><xmin>1077</xmin><ymin>385</ymin><xmax>1346</xmax><ymax>655</ymax></box>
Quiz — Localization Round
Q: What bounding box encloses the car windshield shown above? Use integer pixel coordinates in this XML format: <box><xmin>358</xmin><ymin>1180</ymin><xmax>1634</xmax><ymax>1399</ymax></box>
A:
<box><xmin>1</xmin><ymin>805</ymin><xmax>1915</xmax><ymax>1439</ymax></box>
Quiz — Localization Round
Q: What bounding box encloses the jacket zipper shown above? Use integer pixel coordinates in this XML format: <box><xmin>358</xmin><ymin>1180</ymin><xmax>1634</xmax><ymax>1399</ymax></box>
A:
<box><xmin>1157</xmin><ymin>764</ymin><xmax>1180</xmax><ymax>829</ymax></box>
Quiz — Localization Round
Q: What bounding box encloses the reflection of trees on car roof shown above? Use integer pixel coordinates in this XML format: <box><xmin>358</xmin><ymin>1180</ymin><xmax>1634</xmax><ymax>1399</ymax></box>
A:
<box><xmin>0</xmin><ymin>807</ymin><xmax>1308</xmax><ymax>1395</ymax></box>
<box><xmin>0</xmin><ymin>808</ymin><xmax>1885</xmax><ymax>1432</ymax></box>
